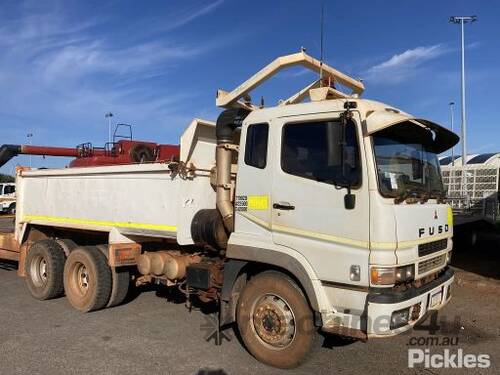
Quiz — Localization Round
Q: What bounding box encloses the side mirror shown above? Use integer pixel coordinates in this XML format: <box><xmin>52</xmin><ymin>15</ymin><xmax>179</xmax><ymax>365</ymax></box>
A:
<box><xmin>344</xmin><ymin>193</ymin><xmax>356</xmax><ymax>210</ymax></box>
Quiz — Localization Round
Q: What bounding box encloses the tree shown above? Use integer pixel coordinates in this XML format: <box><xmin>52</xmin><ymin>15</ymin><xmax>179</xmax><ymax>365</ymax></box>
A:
<box><xmin>0</xmin><ymin>174</ymin><xmax>15</xmax><ymax>183</ymax></box>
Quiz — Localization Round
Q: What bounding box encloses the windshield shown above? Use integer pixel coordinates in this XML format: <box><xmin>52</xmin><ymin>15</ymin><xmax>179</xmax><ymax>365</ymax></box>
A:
<box><xmin>372</xmin><ymin>122</ymin><xmax>444</xmax><ymax>200</ymax></box>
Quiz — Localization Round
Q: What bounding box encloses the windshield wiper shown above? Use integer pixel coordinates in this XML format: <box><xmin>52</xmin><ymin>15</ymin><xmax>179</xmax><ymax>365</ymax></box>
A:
<box><xmin>398</xmin><ymin>188</ymin><xmax>446</xmax><ymax>205</ymax></box>
<box><xmin>394</xmin><ymin>188</ymin><xmax>423</xmax><ymax>204</ymax></box>
<box><xmin>428</xmin><ymin>189</ymin><xmax>446</xmax><ymax>202</ymax></box>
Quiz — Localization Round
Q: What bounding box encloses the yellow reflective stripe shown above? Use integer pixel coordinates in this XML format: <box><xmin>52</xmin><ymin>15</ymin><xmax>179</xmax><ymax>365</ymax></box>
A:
<box><xmin>273</xmin><ymin>223</ymin><xmax>370</xmax><ymax>248</ymax></box>
<box><xmin>239</xmin><ymin>212</ymin><xmax>451</xmax><ymax>250</ymax></box>
<box><xmin>238</xmin><ymin>212</ymin><xmax>369</xmax><ymax>248</ymax></box>
<box><xmin>398</xmin><ymin>233</ymin><xmax>451</xmax><ymax>249</ymax></box>
<box><xmin>370</xmin><ymin>241</ymin><xmax>396</xmax><ymax>250</ymax></box>
<box><xmin>23</xmin><ymin>215</ymin><xmax>177</xmax><ymax>232</ymax></box>
<box><xmin>368</xmin><ymin>233</ymin><xmax>452</xmax><ymax>250</ymax></box>
<box><xmin>239</xmin><ymin>212</ymin><xmax>272</xmax><ymax>229</ymax></box>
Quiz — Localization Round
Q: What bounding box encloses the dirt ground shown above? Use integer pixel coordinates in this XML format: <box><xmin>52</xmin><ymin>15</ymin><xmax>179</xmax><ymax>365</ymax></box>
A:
<box><xmin>0</xmin><ymin>215</ymin><xmax>499</xmax><ymax>374</ymax></box>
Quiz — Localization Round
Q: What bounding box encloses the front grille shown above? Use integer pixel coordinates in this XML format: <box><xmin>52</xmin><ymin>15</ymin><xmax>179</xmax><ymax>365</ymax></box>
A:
<box><xmin>418</xmin><ymin>238</ymin><xmax>448</xmax><ymax>257</ymax></box>
<box><xmin>418</xmin><ymin>254</ymin><xmax>446</xmax><ymax>274</ymax></box>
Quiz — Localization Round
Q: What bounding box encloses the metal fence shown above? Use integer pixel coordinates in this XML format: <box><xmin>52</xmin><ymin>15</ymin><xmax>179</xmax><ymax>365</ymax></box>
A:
<box><xmin>441</xmin><ymin>165</ymin><xmax>499</xmax><ymax>223</ymax></box>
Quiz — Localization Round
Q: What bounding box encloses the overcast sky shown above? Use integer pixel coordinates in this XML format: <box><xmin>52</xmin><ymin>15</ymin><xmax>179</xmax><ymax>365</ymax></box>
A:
<box><xmin>0</xmin><ymin>0</ymin><xmax>497</xmax><ymax>173</ymax></box>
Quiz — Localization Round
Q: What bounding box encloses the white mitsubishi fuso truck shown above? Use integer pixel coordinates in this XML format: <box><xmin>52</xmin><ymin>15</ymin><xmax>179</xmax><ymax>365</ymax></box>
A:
<box><xmin>0</xmin><ymin>52</ymin><xmax>459</xmax><ymax>368</ymax></box>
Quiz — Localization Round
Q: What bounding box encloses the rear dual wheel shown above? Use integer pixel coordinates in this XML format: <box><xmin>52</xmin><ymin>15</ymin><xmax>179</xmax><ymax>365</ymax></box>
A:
<box><xmin>25</xmin><ymin>241</ymin><xmax>129</xmax><ymax>311</ymax></box>
<box><xmin>96</xmin><ymin>244</ymin><xmax>130</xmax><ymax>308</ymax></box>
<box><xmin>64</xmin><ymin>246</ymin><xmax>129</xmax><ymax>312</ymax></box>
<box><xmin>25</xmin><ymin>239</ymin><xmax>66</xmax><ymax>300</ymax></box>
<box><xmin>64</xmin><ymin>246</ymin><xmax>112</xmax><ymax>312</ymax></box>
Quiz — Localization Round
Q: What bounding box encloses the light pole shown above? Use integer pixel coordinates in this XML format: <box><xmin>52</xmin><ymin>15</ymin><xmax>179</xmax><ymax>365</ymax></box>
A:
<box><xmin>105</xmin><ymin>112</ymin><xmax>114</xmax><ymax>143</ymax></box>
<box><xmin>449</xmin><ymin>101</ymin><xmax>455</xmax><ymax>166</ymax></box>
<box><xmin>26</xmin><ymin>133</ymin><xmax>33</xmax><ymax>168</ymax></box>
<box><xmin>449</xmin><ymin>15</ymin><xmax>477</xmax><ymax>165</ymax></box>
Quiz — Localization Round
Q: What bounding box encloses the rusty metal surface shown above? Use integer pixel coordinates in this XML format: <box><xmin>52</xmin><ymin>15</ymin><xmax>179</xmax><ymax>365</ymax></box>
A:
<box><xmin>321</xmin><ymin>324</ymin><xmax>368</xmax><ymax>341</ymax></box>
<box><xmin>108</xmin><ymin>243</ymin><xmax>141</xmax><ymax>267</ymax></box>
<box><xmin>0</xmin><ymin>233</ymin><xmax>17</xmax><ymax>251</ymax></box>
<box><xmin>0</xmin><ymin>215</ymin><xmax>15</xmax><ymax>233</ymax></box>
<box><xmin>0</xmin><ymin>249</ymin><xmax>19</xmax><ymax>261</ymax></box>
<box><xmin>0</xmin><ymin>217</ymin><xmax>20</xmax><ymax>262</ymax></box>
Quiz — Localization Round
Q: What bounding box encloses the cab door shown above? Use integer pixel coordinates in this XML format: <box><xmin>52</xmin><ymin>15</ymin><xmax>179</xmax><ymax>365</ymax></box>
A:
<box><xmin>233</xmin><ymin>122</ymin><xmax>274</xmax><ymax>246</ymax></box>
<box><xmin>270</xmin><ymin>113</ymin><xmax>370</xmax><ymax>285</ymax></box>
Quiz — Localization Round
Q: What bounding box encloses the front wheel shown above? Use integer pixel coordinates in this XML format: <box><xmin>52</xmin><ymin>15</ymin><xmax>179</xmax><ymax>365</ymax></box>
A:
<box><xmin>236</xmin><ymin>271</ymin><xmax>317</xmax><ymax>369</ymax></box>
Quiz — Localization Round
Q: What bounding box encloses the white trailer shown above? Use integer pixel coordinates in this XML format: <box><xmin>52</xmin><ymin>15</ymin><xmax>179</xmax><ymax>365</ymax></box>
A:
<box><xmin>1</xmin><ymin>51</ymin><xmax>458</xmax><ymax>369</ymax></box>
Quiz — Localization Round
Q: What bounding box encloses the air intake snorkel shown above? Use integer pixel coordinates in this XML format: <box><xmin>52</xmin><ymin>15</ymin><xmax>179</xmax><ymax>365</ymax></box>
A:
<box><xmin>190</xmin><ymin>108</ymin><xmax>250</xmax><ymax>251</ymax></box>
<box><xmin>215</xmin><ymin>108</ymin><xmax>250</xmax><ymax>232</ymax></box>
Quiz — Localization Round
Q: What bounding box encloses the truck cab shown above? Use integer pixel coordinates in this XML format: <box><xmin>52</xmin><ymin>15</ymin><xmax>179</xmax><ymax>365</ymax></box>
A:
<box><xmin>227</xmin><ymin>97</ymin><xmax>457</xmax><ymax>338</ymax></box>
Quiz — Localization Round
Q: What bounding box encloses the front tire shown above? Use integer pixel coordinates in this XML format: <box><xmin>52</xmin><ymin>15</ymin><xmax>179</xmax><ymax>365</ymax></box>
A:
<box><xmin>64</xmin><ymin>246</ymin><xmax>112</xmax><ymax>312</ymax></box>
<box><xmin>25</xmin><ymin>239</ymin><xmax>66</xmax><ymax>300</ymax></box>
<box><xmin>236</xmin><ymin>271</ymin><xmax>316</xmax><ymax>369</ymax></box>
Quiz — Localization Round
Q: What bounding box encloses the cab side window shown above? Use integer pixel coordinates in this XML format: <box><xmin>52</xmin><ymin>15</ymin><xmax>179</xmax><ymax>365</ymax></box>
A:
<box><xmin>281</xmin><ymin>120</ymin><xmax>361</xmax><ymax>187</ymax></box>
<box><xmin>4</xmin><ymin>185</ymin><xmax>15</xmax><ymax>194</ymax></box>
<box><xmin>244</xmin><ymin>123</ymin><xmax>269</xmax><ymax>169</ymax></box>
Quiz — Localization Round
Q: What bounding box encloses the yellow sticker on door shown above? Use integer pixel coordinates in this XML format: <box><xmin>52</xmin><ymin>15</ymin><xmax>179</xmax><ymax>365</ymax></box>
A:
<box><xmin>247</xmin><ymin>195</ymin><xmax>269</xmax><ymax>210</ymax></box>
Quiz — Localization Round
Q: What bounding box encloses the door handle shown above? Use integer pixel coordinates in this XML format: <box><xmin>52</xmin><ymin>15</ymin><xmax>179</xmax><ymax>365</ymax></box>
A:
<box><xmin>273</xmin><ymin>202</ymin><xmax>295</xmax><ymax>210</ymax></box>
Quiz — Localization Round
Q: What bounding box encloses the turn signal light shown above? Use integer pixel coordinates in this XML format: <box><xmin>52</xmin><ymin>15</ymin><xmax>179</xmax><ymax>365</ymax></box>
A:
<box><xmin>370</xmin><ymin>264</ymin><xmax>415</xmax><ymax>285</ymax></box>
<box><xmin>370</xmin><ymin>267</ymin><xmax>395</xmax><ymax>285</ymax></box>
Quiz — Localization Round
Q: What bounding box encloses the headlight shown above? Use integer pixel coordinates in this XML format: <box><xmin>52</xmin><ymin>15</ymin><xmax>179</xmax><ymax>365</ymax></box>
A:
<box><xmin>370</xmin><ymin>264</ymin><xmax>414</xmax><ymax>285</ymax></box>
<box><xmin>446</xmin><ymin>251</ymin><xmax>452</xmax><ymax>264</ymax></box>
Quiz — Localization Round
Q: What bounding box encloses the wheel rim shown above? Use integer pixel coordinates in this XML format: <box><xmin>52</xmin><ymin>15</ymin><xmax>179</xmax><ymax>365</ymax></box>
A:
<box><xmin>251</xmin><ymin>293</ymin><xmax>296</xmax><ymax>349</ymax></box>
<box><xmin>29</xmin><ymin>255</ymin><xmax>48</xmax><ymax>287</ymax></box>
<box><xmin>70</xmin><ymin>262</ymin><xmax>90</xmax><ymax>296</ymax></box>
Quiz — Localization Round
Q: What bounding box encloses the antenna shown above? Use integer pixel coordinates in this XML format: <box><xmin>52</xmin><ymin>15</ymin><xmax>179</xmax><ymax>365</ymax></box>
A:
<box><xmin>319</xmin><ymin>2</ymin><xmax>325</xmax><ymax>87</ymax></box>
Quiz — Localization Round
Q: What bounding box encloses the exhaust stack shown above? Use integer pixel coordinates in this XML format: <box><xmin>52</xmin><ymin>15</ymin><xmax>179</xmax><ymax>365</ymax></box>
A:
<box><xmin>215</xmin><ymin>108</ymin><xmax>249</xmax><ymax>233</ymax></box>
<box><xmin>190</xmin><ymin>108</ymin><xmax>249</xmax><ymax>251</ymax></box>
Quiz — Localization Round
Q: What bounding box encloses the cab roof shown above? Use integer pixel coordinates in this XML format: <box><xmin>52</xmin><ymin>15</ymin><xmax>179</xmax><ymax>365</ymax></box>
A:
<box><xmin>243</xmin><ymin>98</ymin><xmax>459</xmax><ymax>153</ymax></box>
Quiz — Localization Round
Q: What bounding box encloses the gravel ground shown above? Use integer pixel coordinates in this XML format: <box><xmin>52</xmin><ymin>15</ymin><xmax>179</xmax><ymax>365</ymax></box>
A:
<box><xmin>0</xmin><ymin>217</ymin><xmax>499</xmax><ymax>374</ymax></box>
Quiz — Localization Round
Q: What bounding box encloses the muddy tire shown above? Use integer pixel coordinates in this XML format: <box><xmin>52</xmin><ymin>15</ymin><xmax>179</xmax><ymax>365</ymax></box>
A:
<box><xmin>25</xmin><ymin>239</ymin><xmax>66</xmax><ymax>300</ymax></box>
<box><xmin>64</xmin><ymin>246</ymin><xmax>112</xmax><ymax>312</ymax></box>
<box><xmin>107</xmin><ymin>267</ymin><xmax>130</xmax><ymax>308</ymax></box>
<box><xmin>236</xmin><ymin>271</ymin><xmax>316</xmax><ymax>369</ymax></box>
<box><xmin>56</xmin><ymin>238</ymin><xmax>78</xmax><ymax>257</ymax></box>
<box><xmin>95</xmin><ymin>244</ymin><xmax>130</xmax><ymax>308</ymax></box>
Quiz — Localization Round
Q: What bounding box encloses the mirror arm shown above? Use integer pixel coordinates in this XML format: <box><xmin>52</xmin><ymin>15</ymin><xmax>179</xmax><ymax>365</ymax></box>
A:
<box><xmin>339</xmin><ymin>107</ymin><xmax>357</xmax><ymax>210</ymax></box>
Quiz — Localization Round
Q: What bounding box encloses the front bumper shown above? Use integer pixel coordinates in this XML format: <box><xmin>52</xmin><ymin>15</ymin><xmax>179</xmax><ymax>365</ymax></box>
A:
<box><xmin>366</xmin><ymin>267</ymin><xmax>454</xmax><ymax>337</ymax></box>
